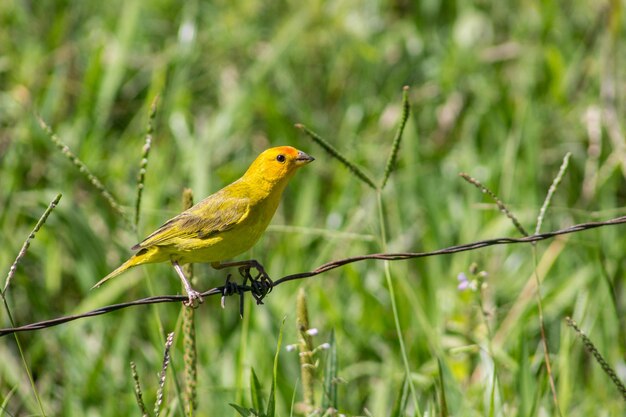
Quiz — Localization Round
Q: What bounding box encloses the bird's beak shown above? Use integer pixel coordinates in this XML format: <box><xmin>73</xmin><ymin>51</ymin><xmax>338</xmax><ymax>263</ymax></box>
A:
<box><xmin>295</xmin><ymin>150</ymin><xmax>315</xmax><ymax>166</ymax></box>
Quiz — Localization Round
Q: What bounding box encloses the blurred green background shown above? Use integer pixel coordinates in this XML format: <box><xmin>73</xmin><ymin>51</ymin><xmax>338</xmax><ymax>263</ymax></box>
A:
<box><xmin>1</xmin><ymin>0</ymin><xmax>625</xmax><ymax>415</ymax></box>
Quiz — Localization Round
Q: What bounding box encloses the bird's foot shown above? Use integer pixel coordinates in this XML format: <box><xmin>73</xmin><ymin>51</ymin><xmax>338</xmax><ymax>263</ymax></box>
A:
<box><xmin>172</xmin><ymin>260</ymin><xmax>204</xmax><ymax>308</ymax></box>
<box><xmin>183</xmin><ymin>288</ymin><xmax>204</xmax><ymax>308</ymax></box>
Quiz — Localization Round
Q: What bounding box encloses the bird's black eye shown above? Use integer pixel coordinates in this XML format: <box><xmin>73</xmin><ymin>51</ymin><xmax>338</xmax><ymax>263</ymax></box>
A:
<box><xmin>276</xmin><ymin>154</ymin><xmax>286</xmax><ymax>163</ymax></box>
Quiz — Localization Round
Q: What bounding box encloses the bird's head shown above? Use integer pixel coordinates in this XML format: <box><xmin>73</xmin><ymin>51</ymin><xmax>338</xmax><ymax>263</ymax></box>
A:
<box><xmin>244</xmin><ymin>146</ymin><xmax>314</xmax><ymax>185</ymax></box>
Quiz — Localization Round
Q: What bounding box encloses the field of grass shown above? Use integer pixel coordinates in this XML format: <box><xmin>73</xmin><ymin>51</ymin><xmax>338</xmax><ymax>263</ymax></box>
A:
<box><xmin>1</xmin><ymin>0</ymin><xmax>625</xmax><ymax>415</ymax></box>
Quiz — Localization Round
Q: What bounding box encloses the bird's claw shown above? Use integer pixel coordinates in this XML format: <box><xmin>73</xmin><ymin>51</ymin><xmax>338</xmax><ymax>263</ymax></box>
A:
<box><xmin>183</xmin><ymin>289</ymin><xmax>204</xmax><ymax>308</ymax></box>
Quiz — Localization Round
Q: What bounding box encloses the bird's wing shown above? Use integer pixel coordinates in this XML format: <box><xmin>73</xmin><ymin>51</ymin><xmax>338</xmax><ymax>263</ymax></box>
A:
<box><xmin>132</xmin><ymin>189</ymin><xmax>251</xmax><ymax>249</ymax></box>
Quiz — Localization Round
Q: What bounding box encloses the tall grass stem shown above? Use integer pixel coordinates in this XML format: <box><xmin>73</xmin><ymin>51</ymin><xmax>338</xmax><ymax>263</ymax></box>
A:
<box><xmin>321</xmin><ymin>329</ymin><xmax>337</xmax><ymax>412</ymax></box>
<box><xmin>1</xmin><ymin>193</ymin><xmax>61</xmax><ymax>417</ymax></box>
<box><xmin>181</xmin><ymin>188</ymin><xmax>197</xmax><ymax>416</ymax></box>
<box><xmin>296</xmin><ymin>288</ymin><xmax>316</xmax><ymax>409</ymax></box>
<box><xmin>377</xmin><ymin>192</ymin><xmax>422</xmax><ymax>416</ymax></box>
<box><xmin>532</xmin><ymin>155</ymin><xmax>573</xmax><ymax>415</ymax></box>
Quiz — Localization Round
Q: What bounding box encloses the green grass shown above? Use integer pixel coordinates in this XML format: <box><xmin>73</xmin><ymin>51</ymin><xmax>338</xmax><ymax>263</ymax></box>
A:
<box><xmin>1</xmin><ymin>0</ymin><xmax>625</xmax><ymax>415</ymax></box>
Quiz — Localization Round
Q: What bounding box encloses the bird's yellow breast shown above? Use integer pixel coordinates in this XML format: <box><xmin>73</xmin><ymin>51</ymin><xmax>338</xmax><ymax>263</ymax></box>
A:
<box><xmin>157</xmin><ymin>191</ymin><xmax>282</xmax><ymax>265</ymax></box>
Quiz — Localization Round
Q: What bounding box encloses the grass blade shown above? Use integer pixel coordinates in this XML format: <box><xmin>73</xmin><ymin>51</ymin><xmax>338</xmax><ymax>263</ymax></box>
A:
<box><xmin>229</xmin><ymin>403</ymin><xmax>254</xmax><ymax>416</ymax></box>
<box><xmin>437</xmin><ymin>360</ymin><xmax>449</xmax><ymax>417</ymax></box>
<box><xmin>390</xmin><ymin>374</ymin><xmax>410</xmax><ymax>417</ymax></box>
<box><xmin>267</xmin><ymin>317</ymin><xmax>286</xmax><ymax>417</ymax></box>
<box><xmin>250</xmin><ymin>368</ymin><xmax>265</xmax><ymax>413</ymax></box>
<box><xmin>488</xmin><ymin>366</ymin><xmax>496</xmax><ymax>417</ymax></box>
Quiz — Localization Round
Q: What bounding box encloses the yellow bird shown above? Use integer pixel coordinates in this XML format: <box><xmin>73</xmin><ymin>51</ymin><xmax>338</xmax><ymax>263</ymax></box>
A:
<box><xmin>94</xmin><ymin>146</ymin><xmax>314</xmax><ymax>305</ymax></box>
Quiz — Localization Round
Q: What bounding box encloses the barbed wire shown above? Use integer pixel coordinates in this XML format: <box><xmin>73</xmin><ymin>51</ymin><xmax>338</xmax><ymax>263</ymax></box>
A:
<box><xmin>1</xmin><ymin>215</ymin><xmax>625</xmax><ymax>337</ymax></box>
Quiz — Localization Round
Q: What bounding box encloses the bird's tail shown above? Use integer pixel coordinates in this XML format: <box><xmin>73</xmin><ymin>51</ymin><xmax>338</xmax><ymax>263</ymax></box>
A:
<box><xmin>92</xmin><ymin>254</ymin><xmax>145</xmax><ymax>289</ymax></box>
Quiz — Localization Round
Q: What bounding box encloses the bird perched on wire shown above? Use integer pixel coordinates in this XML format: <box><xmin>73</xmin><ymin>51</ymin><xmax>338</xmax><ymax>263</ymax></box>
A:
<box><xmin>94</xmin><ymin>146</ymin><xmax>314</xmax><ymax>306</ymax></box>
